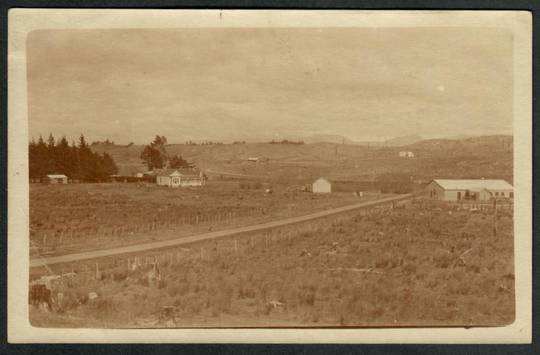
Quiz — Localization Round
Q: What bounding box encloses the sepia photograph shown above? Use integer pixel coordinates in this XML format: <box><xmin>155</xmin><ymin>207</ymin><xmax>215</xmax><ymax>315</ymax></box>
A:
<box><xmin>7</xmin><ymin>9</ymin><xmax>532</xmax><ymax>343</ymax></box>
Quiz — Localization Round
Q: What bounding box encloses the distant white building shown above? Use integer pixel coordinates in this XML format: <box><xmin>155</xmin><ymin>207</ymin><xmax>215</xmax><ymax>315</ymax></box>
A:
<box><xmin>46</xmin><ymin>174</ymin><xmax>68</xmax><ymax>184</ymax></box>
<box><xmin>155</xmin><ymin>168</ymin><xmax>205</xmax><ymax>188</ymax></box>
<box><xmin>426</xmin><ymin>179</ymin><xmax>513</xmax><ymax>201</ymax></box>
<box><xmin>247</xmin><ymin>157</ymin><xmax>259</xmax><ymax>162</ymax></box>
<box><xmin>312</xmin><ymin>177</ymin><xmax>332</xmax><ymax>194</ymax></box>
<box><xmin>399</xmin><ymin>151</ymin><xmax>415</xmax><ymax>158</ymax></box>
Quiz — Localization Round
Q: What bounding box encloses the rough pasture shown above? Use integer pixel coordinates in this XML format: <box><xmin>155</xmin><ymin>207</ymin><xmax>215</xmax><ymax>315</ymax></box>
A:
<box><xmin>30</xmin><ymin>199</ymin><xmax>514</xmax><ymax>328</ymax></box>
<box><xmin>30</xmin><ymin>181</ymin><xmax>375</xmax><ymax>256</ymax></box>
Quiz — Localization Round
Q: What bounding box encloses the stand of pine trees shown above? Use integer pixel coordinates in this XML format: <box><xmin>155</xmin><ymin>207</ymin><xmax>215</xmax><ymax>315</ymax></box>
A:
<box><xmin>29</xmin><ymin>134</ymin><xmax>118</xmax><ymax>182</ymax></box>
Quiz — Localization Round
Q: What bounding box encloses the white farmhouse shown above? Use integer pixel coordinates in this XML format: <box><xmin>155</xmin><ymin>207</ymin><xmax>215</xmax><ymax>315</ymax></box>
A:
<box><xmin>156</xmin><ymin>168</ymin><xmax>205</xmax><ymax>188</ymax></box>
<box><xmin>312</xmin><ymin>177</ymin><xmax>332</xmax><ymax>194</ymax></box>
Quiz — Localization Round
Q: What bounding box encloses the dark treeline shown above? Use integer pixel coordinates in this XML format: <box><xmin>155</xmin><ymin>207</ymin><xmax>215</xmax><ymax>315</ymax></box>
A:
<box><xmin>29</xmin><ymin>134</ymin><xmax>118</xmax><ymax>182</ymax></box>
<box><xmin>185</xmin><ymin>140</ymin><xmax>224</xmax><ymax>145</ymax></box>
<box><xmin>268</xmin><ymin>139</ymin><xmax>305</xmax><ymax>145</ymax></box>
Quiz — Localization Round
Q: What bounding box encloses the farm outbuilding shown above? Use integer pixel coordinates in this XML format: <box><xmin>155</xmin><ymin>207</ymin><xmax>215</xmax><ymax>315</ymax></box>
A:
<box><xmin>46</xmin><ymin>174</ymin><xmax>68</xmax><ymax>184</ymax></box>
<box><xmin>398</xmin><ymin>151</ymin><xmax>415</xmax><ymax>158</ymax></box>
<box><xmin>312</xmin><ymin>177</ymin><xmax>332</xmax><ymax>193</ymax></box>
<box><xmin>156</xmin><ymin>168</ymin><xmax>205</xmax><ymax>188</ymax></box>
<box><xmin>426</xmin><ymin>179</ymin><xmax>513</xmax><ymax>202</ymax></box>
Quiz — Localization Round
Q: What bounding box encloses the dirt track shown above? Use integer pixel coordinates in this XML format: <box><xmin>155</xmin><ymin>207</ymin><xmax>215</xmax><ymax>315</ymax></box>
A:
<box><xmin>30</xmin><ymin>194</ymin><xmax>412</xmax><ymax>268</ymax></box>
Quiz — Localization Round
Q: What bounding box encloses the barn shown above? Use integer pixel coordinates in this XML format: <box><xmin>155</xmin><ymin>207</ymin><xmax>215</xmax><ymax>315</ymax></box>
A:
<box><xmin>46</xmin><ymin>174</ymin><xmax>68</xmax><ymax>184</ymax></box>
<box><xmin>426</xmin><ymin>179</ymin><xmax>513</xmax><ymax>202</ymax></box>
<box><xmin>312</xmin><ymin>177</ymin><xmax>332</xmax><ymax>193</ymax></box>
<box><xmin>156</xmin><ymin>168</ymin><xmax>205</xmax><ymax>188</ymax></box>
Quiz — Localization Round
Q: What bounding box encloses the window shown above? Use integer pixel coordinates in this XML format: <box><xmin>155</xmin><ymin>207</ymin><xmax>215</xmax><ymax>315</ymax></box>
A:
<box><xmin>510</xmin><ymin>192</ymin><xmax>514</xmax><ymax>198</ymax></box>
<box><xmin>495</xmin><ymin>192</ymin><xmax>499</xmax><ymax>196</ymax></box>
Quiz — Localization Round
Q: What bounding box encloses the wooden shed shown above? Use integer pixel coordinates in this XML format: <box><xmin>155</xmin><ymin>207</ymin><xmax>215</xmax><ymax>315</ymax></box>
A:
<box><xmin>46</xmin><ymin>174</ymin><xmax>68</xmax><ymax>184</ymax></box>
<box><xmin>312</xmin><ymin>177</ymin><xmax>332</xmax><ymax>194</ymax></box>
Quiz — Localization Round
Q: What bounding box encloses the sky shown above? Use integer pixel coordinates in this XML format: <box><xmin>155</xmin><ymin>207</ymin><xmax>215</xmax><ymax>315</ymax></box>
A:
<box><xmin>27</xmin><ymin>27</ymin><xmax>513</xmax><ymax>144</ymax></box>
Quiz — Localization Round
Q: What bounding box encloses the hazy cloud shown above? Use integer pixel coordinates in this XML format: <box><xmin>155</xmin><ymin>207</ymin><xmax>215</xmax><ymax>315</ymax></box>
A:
<box><xmin>27</xmin><ymin>27</ymin><xmax>513</xmax><ymax>143</ymax></box>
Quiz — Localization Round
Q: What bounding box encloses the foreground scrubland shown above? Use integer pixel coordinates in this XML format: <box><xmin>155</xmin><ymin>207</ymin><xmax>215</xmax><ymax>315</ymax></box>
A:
<box><xmin>30</xmin><ymin>198</ymin><xmax>514</xmax><ymax>327</ymax></box>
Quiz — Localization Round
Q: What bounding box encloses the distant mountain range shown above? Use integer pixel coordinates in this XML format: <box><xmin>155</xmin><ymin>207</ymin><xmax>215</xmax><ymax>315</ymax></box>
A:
<box><xmin>303</xmin><ymin>134</ymin><xmax>357</xmax><ymax>145</ymax></box>
<box><xmin>303</xmin><ymin>134</ymin><xmax>424</xmax><ymax>147</ymax></box>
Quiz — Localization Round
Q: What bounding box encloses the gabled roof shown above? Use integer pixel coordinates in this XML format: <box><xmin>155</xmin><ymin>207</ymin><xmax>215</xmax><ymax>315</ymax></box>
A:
<box><xmin>433</xmin><ymin>179</ymin><xmax>513</xmax><ymax>191</ymax></box>
<box><xmin>47</xmin><ymin>174</ymin><xmax>67</xmax><ymax>178</ymax></box>
<box><xmin>155</xmin><ymin>168</ymin><xmax>202</xmax><ymax>177</ymax></box>
<box><xmin>313</xmin><ymin>177</ymin><xmax>331</xmax><ymax>184</ymax></box>
<box><xmin>155</xmin><ymin>169</ymin><xmax>178</xmax><ymax>177</ymax></box>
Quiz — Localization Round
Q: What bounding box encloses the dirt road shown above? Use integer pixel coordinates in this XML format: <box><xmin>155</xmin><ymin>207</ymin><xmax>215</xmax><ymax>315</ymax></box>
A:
<box><xmin>30</xmin><ymin>194</ymin><xmax>412</xmax><ymax>268</ymax></box>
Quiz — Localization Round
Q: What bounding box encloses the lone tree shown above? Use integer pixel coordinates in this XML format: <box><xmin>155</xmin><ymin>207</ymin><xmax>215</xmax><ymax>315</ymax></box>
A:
<box><xmin>141</xmin><ymin>135</ymin><xmax>192</xmax><ymax>170</ymax></box>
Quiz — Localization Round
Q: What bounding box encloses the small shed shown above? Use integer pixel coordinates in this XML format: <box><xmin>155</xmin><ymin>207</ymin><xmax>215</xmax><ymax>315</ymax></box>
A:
<box><xmin>399</xmin><ymin>151</ymin><xmax>415</xmax><ymax>158</ymax></box>
<box><xmin>46</xmin><ymin>174</ymin><xmax>68</xmax><ymax>184</ymax></box>
<box><xmin>312</xmin><ymin>177</ymin><xmax>332</xmax><ymax>194</ymax></box>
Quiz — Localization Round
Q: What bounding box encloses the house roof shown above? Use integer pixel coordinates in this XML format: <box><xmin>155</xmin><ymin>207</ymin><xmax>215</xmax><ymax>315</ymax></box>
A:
<box><xmin>47</xmin><ymin>174</ymin><xmax>67</xmax><ymax>179</ymax></box>
<box><xmin>433</xmin><ymin>179</ymin><xmax>513</xmax><ymax>191</ymax></box>
<box><xmin>155</xmin><ymin>168</ymin><xmax>202</xmax><ymax>177</ymax></box>
<box><xmin>313</xmin><ymin>177</ymin><xmax>331</xmax><ymax>184</ymax></box>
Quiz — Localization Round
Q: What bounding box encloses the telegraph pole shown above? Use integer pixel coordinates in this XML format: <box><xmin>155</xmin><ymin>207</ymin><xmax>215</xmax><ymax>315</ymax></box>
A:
<box><xmin>493</xmin><ymin>198</ymin><xmax>498</xmax><ymax>237</ymax></box>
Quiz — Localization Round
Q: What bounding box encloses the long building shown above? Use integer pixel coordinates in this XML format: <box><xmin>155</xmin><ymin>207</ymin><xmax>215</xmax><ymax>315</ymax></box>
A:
<box><xmin>426</xmin><ymin>179</ymin><xmax>513</xmax><ymax>202</ymax></box>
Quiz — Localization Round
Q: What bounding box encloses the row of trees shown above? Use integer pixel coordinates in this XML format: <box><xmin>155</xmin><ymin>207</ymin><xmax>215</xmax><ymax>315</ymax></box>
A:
<box><xmin>268</xmin><ymin>139</ymin><xmax>305</xmax><ymax>145</ymax></box>
<box><xmin>140</xmin><ymin>135</ymin><xmax>191</xmax><ymax>170</ymax></box>
<box><xmin>185</xmin><ymin>140</ymin><xmax>224</xmax><ymax>146</ymax></box>
<box><xmin>29</xmin><ymin>134</ymin><xmax>118</xmax><ymax>182</ymax></box>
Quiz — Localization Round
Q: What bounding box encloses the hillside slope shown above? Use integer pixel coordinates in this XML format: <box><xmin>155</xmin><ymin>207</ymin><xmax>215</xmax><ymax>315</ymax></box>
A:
<box><xmin>91</xmin><ymin>135</ymin><xmax>513</xmax><ymax>183</ymax></box>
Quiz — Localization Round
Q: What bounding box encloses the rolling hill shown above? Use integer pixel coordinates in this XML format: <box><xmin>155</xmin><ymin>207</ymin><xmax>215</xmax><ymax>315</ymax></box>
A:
<box><xmin>91</xmin><ymin>135</ymin><xmax>513</xmax><ymax>184</ymax></box>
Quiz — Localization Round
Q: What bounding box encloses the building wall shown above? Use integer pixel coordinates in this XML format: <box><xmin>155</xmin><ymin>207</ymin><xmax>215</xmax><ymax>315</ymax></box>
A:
<box><xmin>426</xmin><ymin>181</ymin><xmax>445</xmax><ymax>200</ymax></box>
<box><xmin>426</xmin><ymin>181</ymin><xmax>514</xmax><ymax>202</ymax></box>
<box><xmin>157</xmin><ymin>176</ymin><xmax>171</xmax><ymax>186</ymax></box>
<box><xmin>170</xmin><ymin>177</ymin><xmax>181</xmax><ymax>188</ymax></box>
<box><xmin>180</xmin><ymin>178</ymin><xmax>203</xmax><ymax>187</ymax></box>
<box><xmin>158</xmin><ymin>175</ymin><xmax>204</xmax><ymax>187</ymax></box>
<box><xmin>443</xmin><ymin>190</ymin><xmax>468</xmax><ymax>201</ymax></box>
<box><xmin>48</xmin><ymin>177</ymin><xmax>67</xmax><ymax>184</ymax></box>
<box><xmin>313</xmin><ymin>179</ymin><xmax>331</xmax><ymax>193</ymax></box>
<box><xmin>490</xmin><ymin>189</ymin><xmax>513</xmax><ymax>199</ymax></box>
<box><xmin>477</xmin><ymin>189</ymin><xmax>492</xmax><ymax>201</ymax></box>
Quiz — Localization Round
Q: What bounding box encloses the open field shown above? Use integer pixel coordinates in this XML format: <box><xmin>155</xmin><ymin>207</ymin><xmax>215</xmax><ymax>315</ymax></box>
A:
<box><xmin>30</xmin><ymin>198</ymin><xmax>514</xmax><ymax>328</ymax></box>
<box><xmin>30</xmin><ymin>181</ymin><xmax>385</xmax><ymax>257</ymax></box>
<box><xmin>30</xmin><ymin>194</ymin><xmax>411</xmax><ymax>268</ymax></box>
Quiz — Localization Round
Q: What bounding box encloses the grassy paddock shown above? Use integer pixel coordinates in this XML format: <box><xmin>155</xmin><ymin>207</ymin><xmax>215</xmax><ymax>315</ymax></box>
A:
<box><xmin>30</xmin><ymin>181</ymin><xmax>381</xmax><ymax>256</ymax></box>
<box><xmin>30</xmin><ymin>198</ymin><xmax>514</xmax><ymax>328</ymax></box>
